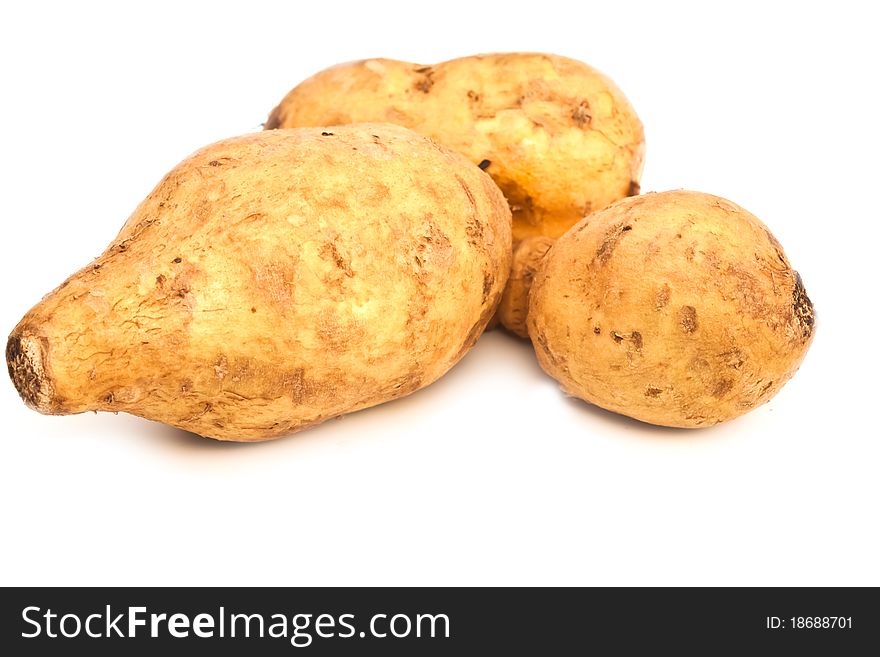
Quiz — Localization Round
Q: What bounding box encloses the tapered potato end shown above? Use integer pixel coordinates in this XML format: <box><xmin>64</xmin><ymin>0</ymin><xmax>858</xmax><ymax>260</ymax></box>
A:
<box><xmin>7</xmin><ymin>330</ymin><xmax>58</xmax><ymax>414</ymax></box>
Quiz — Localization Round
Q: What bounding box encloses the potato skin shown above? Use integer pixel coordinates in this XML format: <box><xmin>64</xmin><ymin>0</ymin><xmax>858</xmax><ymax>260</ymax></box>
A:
<box><xmin>7</xmin><ymin>124</ymin><xmax>512</xmax><ymax>440</ymax></box>
<box><xmin>267</xmin><ymin>53</ymin><xmax>645</xmax><ymax>242</ymax></box>
<box><xmin>527</xmin><ymin>191</ymin><xmax>814</xmax><ymax>428</ymax></box>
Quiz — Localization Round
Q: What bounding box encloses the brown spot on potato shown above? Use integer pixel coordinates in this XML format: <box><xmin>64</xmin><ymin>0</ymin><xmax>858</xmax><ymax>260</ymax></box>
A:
<box><xmin>679</xmin><ymin>306</ymin><xmax>698</xmax><ymax>333</ymax></box>
<box><xmin>482</xmin><ymin>272</ymin><xmax>493</xmax><ymax>302</ymax></box>
<box><xmin>572</xmin><ymin>101</ymin><xmax>592</xmax><ymax>126</ymax></box>
<box><xmin>467</xmin><ymin>90</ymin><xmax>481</xmax><ymax>103</ymax></box>
<box><xmin>792</xmin><ymin>272</ymin><xmax>814</xmax><ymax>338</ymax></box>
<box><xmin>455</xmin><ymin>175</ymin><xmax>477</xmax><ymax>212</ymax></box>
<box><xmin>238</xmin><ymin>212</ymin><xmax>267</xmax><ymax>226</ymax></box>
<box><xmin>631</xmin><ymin>331</ymin><xmax>643</xmax><ymax>350</ymax></box>
<box><xmin>645</xmin><ymin>385</ymin><xmax>662</xmax><ymax>398</ymax></box>
<box><xmin>155</xmin><ymin>274</ymin><xmax>166</xmax><ymax>288</ymax></box>
<box><xmin>415</xmin><ymin>219</ymin><xmax>454</xmax><ymax>270</ymax></box>
<box><xmin>655</xmin><ymin>284</ymin><xmax>670</xmax><ymax>310</ymax></box>
<box><xmin>455</xmin><ymin>177</ymin><xmax>486</xmax><ymax>247</ymax></box>
<box><xmin>593</xmin><ymin>325</ymin><xmax>601</xmax><ymax>335</ymax></box>
<box><xmin>465</xmin><ymin>217</ymin><xmax>483</xmax><ymax>244</ymax></box>
<box><xmin>319</xmin><ymin>242</ymin><xmax>354</xmax><ymax>277</ymax></box>
<box><xmin>414</xmin><ymin>66</ymin><xmax>435</xmax><ymax>93</ymax></box>
<box><xmin>321</xmin><ymin>131</ymin><xmax>334</xmax><ymax>136</ymax></box>
<box><xmin>173</xmin><ymin>257</ymin><xmax>182</xmax><ymax>264</ymax></box>
<box><xmin>595</xmin><ymin>222</ymin><xmax>632</xmax><ymax>264</ymax></box>
<box><xmin>478</xmin><ymin>159</ymin><xmax>491</xmax><ymax>170</ymax></box>
<box><xmin>208</xmin><ymin>160</ymin><xmax>222</xmax><ymax>167</ymax></box>
<box><xmin>609</xmin><ymin>330</ymin><xmax>642</xmax><ymax>354</ymax></box>
<box><xmin>712</xmin><ymin>379</ymin><xmax>733</xmax><ymax>398</ymax></box>
<box><xmin>628</xmin><ymin>180</ymin><xmax>640</xmax><ymax>196</ymax></box>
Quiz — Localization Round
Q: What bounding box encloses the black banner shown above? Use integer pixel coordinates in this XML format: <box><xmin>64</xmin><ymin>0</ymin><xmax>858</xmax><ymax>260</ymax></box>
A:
<box><xmin>1</xmin><ymin>587</ymin><xmax>876</xmax><ymax>654</ymax></box>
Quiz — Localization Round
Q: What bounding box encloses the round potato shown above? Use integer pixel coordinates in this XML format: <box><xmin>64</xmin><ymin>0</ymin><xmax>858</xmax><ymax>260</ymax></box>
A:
<box><xmin>7</xmin><ymin>124</ymin><xmax>512</xmax><ymax>440</ymax></box>
<box><xmin>266</xmin><ymin>53</ymin><xmax>645</xmax><ymax>242</ymax></box>
<box><xmin>527</xmin><ymin>190</ymin><xmax>815</xmax><ymax>428</ymax></box>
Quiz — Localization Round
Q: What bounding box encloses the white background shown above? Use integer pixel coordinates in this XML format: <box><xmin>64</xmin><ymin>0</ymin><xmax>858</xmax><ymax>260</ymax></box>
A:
<box><xmin>1</xmin><ymin>0</ymin><xmax>877</xmax><ymax>586</ymax></box>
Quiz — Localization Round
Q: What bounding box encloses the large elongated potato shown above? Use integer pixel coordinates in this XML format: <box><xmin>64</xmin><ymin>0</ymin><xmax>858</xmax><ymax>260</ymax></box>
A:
<box><xmin>7</xmin><ymin>124</ymin><xmax>512</xmax><ymax>441</ymax></box>
<box><xmin>266</xmin><ymin>53</ymin><xmax>645</xmax><ymax>242</ymax></box>
<box><xmin>528</xmin><ymin>191</ymin><xmax>814</xmax><ymax>428</ymax></box>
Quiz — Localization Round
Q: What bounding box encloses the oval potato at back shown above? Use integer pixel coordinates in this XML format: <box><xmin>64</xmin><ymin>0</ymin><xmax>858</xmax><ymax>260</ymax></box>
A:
<box><xmin>267</xmin><ymin>53</ymin><xmax>645</xmax><ymax>242</ymax></box>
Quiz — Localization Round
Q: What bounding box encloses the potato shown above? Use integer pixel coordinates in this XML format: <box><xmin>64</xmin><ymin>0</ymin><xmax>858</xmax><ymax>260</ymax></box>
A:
<box><xmin>527</xmin><ymin>190</ymin><xmax>815</xmax><ymax>428</ymax></box>
<box><xmin>497</xmin><ymin>236</ymin><xmax>555</xmax><ymax>338</ymax></box>
<box><xmin>7</xmin><ymin>124</ymin><xmax>512</xmax><ymax>441</ymax></box>
<box><xmin>266</xmin><ymin>53</ymin><xmax>645</xmax><ymax>242</ymax></box>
